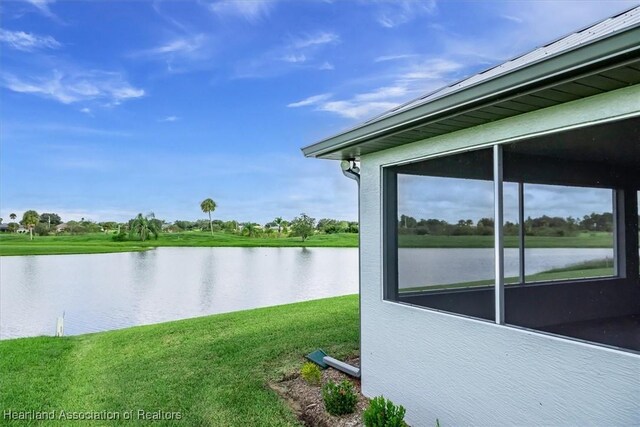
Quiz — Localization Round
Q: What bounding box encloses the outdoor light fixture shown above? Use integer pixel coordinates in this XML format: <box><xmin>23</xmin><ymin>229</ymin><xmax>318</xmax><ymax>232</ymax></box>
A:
<box><xmin>341</xmin><ymin>159</ymin><xmax>360</xmax><ymax>182</ymax></box>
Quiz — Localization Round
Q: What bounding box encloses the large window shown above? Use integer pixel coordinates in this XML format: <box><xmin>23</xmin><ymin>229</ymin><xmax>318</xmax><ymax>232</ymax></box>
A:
<box><xmin>521</xmin><ymin>184</ymin><xmax>615</xmax><ymax>282</ymax></box>
<box><xmin>386</xmin><ymin>148</ymin><xmax>495</xmax><ymax>321</ymax></box>
<box><xmin>501</xmin><ymin>183</ymin><xmax>616</xmax><ymax>285</ymax></box>
<box><xmin>397</xmin><ymin>175</ymin><xmax>494</xmax><ymax>291</ymax></box>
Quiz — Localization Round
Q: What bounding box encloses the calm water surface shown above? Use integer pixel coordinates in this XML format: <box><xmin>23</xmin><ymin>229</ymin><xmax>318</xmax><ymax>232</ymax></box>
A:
<box><xmin>1</xmin><ymin>247</ymin><xmax>614</xmax><ymax>339</ymax></box>
<box><xmin>1</xmin><ymin>247</ymin><xmax>358</xmax><ymax>339</ymax></box>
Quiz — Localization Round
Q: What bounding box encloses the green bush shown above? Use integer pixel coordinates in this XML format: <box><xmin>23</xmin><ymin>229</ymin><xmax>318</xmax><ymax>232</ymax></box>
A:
<box><xmin>34</xmin><ymin>223</ymin><xmax>50</xmax><ymax>236</ymax></box>
<box><xmin>363</xmin><ymin>396</ymin><xmax>407</xmax><ymax>427</ymax></box>
<box><xmin>300</xmin><ymin>362</ymin><xmax>322</xmax><ymax>386</ymax></box>
<box><xmin>322</xmin><ymin>379</ymin><xmax>357</xmax><ymax>416</ymax></box>
<box><xmin>112</xmin><ymin>231</ymin><xmax>128</xmax><ymax>242</ymax></box>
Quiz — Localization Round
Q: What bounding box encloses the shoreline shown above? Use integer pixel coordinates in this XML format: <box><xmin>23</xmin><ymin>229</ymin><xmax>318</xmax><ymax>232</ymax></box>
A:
<box><xmin>0</xmin><ymin>295</ymin><xmax>359</xmax><ymax>425</ymax></box>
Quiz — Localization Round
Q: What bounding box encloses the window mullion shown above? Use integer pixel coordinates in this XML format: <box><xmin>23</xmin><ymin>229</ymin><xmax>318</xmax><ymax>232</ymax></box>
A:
<box><xmin>494</xmin><ymin>145</ymin><xmax>505</xmax><ymax>325</ymax></box>
<box><xmin>518</xmin><ymin>182</ymin><xmax>525</xmax><ymax>284</ymax></box>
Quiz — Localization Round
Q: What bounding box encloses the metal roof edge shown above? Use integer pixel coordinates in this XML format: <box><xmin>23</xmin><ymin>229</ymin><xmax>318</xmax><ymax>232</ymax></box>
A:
<box><xmin>301</xmin><ymin>22</ymin><xmax>640</xmax><ymax>159</ymax></box>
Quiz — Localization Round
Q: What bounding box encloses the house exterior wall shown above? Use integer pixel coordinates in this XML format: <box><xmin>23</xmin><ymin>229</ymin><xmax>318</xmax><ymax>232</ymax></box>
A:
<box><xmin>359</xmin><ymin>85</ymin><xmax>640</xmax><ymax>426</ymax></box>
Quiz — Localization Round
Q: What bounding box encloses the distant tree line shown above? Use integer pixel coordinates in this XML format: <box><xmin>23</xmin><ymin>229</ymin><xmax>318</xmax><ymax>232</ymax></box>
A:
<box><xmin>165</xmin><ymin>215</ymin><xmax>357</xmax><ymax>239</ymax></box>
<box><xmin>2</xmin><ymin>208</ymin><xmax>358</xmax><ymax>242</ymax></box>
<box><xmin>398</xmin><ymin>212</ymin><xmax>614</xmax><ymax>237</ymax></box>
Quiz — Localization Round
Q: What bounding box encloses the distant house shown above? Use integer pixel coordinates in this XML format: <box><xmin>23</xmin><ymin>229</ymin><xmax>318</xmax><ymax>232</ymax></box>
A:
<box><xmin>0</xmin><ymin>224</ymin><xmax>8</xmax><ymax>232</ymax></box>
<box><xmin>55</xmin><ymin>223</ymin><xmax>69</xmax><ymax>233</ymax></box>
<box><xmin>302</xmin><ymin>7</ymin><xmax>640</xmax><ymax>426</ymax></box>
<box><xmin>16</xmin><ymin>227</ymin><xmax>27</xmax><ymax>234</ymax></box>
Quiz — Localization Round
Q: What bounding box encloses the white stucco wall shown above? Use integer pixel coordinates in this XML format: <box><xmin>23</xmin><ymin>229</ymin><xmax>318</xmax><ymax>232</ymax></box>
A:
<box><xmin>359</xmin><ymin>85</ymin><xmax>640</xmax><ymax>426</ymax></box>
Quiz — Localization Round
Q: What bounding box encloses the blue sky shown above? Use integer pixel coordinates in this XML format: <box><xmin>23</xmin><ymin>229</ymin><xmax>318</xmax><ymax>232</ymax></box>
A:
<box><xmin>1</xmin><ymin>0</ymin><xmax>637</xmax><ymax>224</ymax></box>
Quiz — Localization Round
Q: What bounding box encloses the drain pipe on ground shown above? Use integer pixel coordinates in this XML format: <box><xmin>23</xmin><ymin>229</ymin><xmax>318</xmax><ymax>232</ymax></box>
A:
<box><xmin>323</xmin><ymin>160</ymin><xmax>362</xmax><ymax>378</ymax></box>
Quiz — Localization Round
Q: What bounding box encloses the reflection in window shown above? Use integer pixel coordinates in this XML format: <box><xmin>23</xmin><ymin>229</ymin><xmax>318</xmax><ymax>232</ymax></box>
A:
<box><xmin>503</xmin><ymin>182</ymin><xmax>521</xmax><ymax>285</ymax></box>
<box><xmin>397</xmin><ymin>175</ymin><xmax>494</xmax><ymax>291</ymax></box>
<box><xmin>387</xmin><ymin>148</ymin><xmax>495</xmax><ymax>321</ymax></box>
<box><xmin>522</xmin><ymin>184</ymin><xmax>614</xmax><ymax>282</ymax></box>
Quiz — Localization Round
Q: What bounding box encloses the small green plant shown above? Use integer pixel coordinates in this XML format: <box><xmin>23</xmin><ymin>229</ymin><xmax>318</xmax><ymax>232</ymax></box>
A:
<box><xmin>300</xmin><ymin>362</ymin><xmax>322</xmax><ymax>386</ymax></box>
<box><xmin>322</xmin><ymin>379</ymin><xmax>357</xmax><ymax>416</ymax></box>
<box><xmin>363</xmin><ymin>396</ymin><xmax>407</xmax><ymax>427</ymax></box>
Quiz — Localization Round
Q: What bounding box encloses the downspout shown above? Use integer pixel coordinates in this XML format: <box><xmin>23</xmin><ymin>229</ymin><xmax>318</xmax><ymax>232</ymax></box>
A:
<box><xmin>321</xmin><ymin>160</ymin><xmax>362</xmax><ymax>378</ymax></box>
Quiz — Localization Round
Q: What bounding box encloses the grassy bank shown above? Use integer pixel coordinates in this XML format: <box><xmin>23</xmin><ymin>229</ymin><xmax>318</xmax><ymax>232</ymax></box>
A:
<box><xmin>0</xmin><ymin>295</ymin><xmax>359</xmax><ymax>426</ymax></box>
<box><xmin>0</xmin><ymin>232</ymin><xmax>359</xmax><ymax>256</ymax></box>
<box><xmin>402</xmin><ymin>258</ymin><xmax>615</xmax><ymax>292</ymax></box>
<box><xmin>0</xmin><ymin>231</ymin><xmax>614</xmax><ymax>256</ymax></box>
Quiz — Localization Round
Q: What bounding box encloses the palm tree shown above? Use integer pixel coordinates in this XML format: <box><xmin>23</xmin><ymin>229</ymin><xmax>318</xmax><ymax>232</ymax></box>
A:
<box><xmin>274</xmin><ymin>217</ymin><xmax>284</xmax><ymax>237</ymax></box>
<box><xmin>22</xmin><ymin>210</ymin><xmax>39</xmax><ymax>240</ymax></box>
<box><xmin>200</xmin><ymin>198</ymin><xmax>217</xmax><ymax>236</ymax></box>
<box><xmin>9</xmin><ymin>213</ymin><xmax>16</xmax><ymax>221</ymax></box>
<box><xmin>241</xmin><ymin>222</ymin><xmax>257</xmax><ymax>237</ymax></box>
<box><xmin>129</xmin><ymin>213</ymin><xmax>160</xmax><ymax>242</ymax></box>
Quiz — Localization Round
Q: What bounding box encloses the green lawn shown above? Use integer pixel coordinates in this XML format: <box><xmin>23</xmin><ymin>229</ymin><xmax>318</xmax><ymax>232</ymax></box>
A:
<box><xmin>401</xmin><ymin>258</ymin><xmax>615</xmax><ymax>292</ymax></box>
<box><xmin>0</xmin><ymin>231</ymin><xmax>614</xmax><ymax>256</ymax></box>
<box><xmin>0</xmin><ymin>295</ymin><xmax>359</xmax><ymax>426</ymax></box>
<box><xmin>0</xmin><ymin>232</ymin><xmax>359</xmax><ymax>256</ymax></box>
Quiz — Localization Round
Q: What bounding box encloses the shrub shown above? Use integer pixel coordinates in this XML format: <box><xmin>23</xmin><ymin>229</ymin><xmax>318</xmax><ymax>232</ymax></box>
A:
<box><xmin>300</xmin><ymin>362</ymin><xmax>322</xmax><ymax>386</ymax></box>
<box><xmin>112</xmin><ymin>231</ymin><xmax>128</xmax><ymax>242</ymax></box>
<box><xmin>34</xmin><ymin>223</ymin><xmax>50</xmax><ymax>236</ymax></box>
<box><xmin>363</xmin><ymin>396</ymin><xmax>407</xmax><ymax>427</ymax></box>
<box><xmin>322</xmin><ymin>379</ymin><xmax>357</xmax><ymax>416</ymax></box>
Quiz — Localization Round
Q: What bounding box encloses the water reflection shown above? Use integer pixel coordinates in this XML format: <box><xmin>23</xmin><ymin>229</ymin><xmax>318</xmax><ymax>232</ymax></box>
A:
<box><xmin>1</xmin><ymin>247</ymin><xmax>359</xmax><ymax>339</ymax></box>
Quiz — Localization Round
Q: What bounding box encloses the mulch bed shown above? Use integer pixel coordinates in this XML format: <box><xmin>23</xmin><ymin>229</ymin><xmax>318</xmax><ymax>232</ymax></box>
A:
<box><xmin>269</xmin><ymin>358</ymin><xmax>369</xmax><ymax>427</ymax></box>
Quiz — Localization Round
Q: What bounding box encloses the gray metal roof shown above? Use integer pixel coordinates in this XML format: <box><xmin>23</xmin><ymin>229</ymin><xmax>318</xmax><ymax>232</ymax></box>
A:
<box><xmin>302</xmin><ymin>5</ymin><xmax>640</xmax><ymax>160</ymax></box>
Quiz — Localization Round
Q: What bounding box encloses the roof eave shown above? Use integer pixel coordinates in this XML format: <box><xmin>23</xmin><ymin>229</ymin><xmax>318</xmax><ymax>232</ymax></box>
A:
<box><xmin>301</xmin><ymin>24</ymin><xmax>640</xmax><ymax>160</ymax></box>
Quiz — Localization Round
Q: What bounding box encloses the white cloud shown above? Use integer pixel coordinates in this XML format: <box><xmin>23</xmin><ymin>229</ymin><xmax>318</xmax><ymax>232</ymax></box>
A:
<box><xmin>440</xmin><ymin>1</ymin><xmax>639</xmax><ymax>63</ymax></box>
<box><xmin>318</xmin><ymin>62</ymin><xmax>334</xmax><ymax>71</ymax></box>
<box><xmin>374</xmin><ymin>54</ymin><xmax>418</xmax><ymax>63</ymax></box>
<box><xmin>159</xmin><ymin>116</ymin><xmax>179</xmax><ymax>122</ymax></box>
<box><xmin>353</xmin><ymin>85</ymin><xmax>407</xmax><ymax>102</ymax></box>
<box><xmin>295</xmin><ymin>57</ymin><xmax>463</xmax><ymax>120</ymax></box>
<box><xmin>235</xmin><ymin>30</ymin><xmax>340</xmax><ymax>78</ymax></box>
<box><xmin>287</xmin><ymin>93</ymin><xmax>332</xmax><ymax>108</ymax></box>
<box><xmin>131</xmin><ymin>34</ymin><xmax>216</xmax><ymax>74</ymax></box>
<box><xmin>501</xmin><ymin>14</ymin><xmax>523</xmax><ymax>24</ymax></box>
<box><xmin>2</xmin><ymin>70</ymin><xmax>144</xmax><ymax>105</ymax></box>
<box><xmin>0</xmin><ymin>29</ymin><xmax>61</xmax><ymax>52</ymax></box>
<box><xmin>400</xmin><ymin>58</ymin><xmax>462</xmax><ymax>80</ymax></box>
<box><xmin>319</xmin><ymin>100</ymin><xmax>398</xmax><ymax>120</ymax></box>
<box><xmin>292</xmin><ymin>31</ymin><xmax>340</xmax><ymax>49</ymax></box>
<box><xmin>281</xmin><ymin>53</ymin><xmax>307</xmax><ymax>63</ymax></box>
<box><xmin>376</xmin><ymin>0</ymin><xmax>437</xmax><ymax>28</ymax></box>
<box><xmin>80</xmin><ymin>107</ymin><xmax>92</xmax><ymax>115</ymax></box>
<box><xmin>24</xmin><ymin>0</ymin><xmax>62</xmax><ymax>22</ymax></box>
<box><xmin>134</xmin><ymin>34</ymin><xmax>206</xmax><ymax>58</ymax></box>
<box><xmin>208</xmin><ymin>0</ymin><xmax>273</xmax><ymax>22</ymax></box>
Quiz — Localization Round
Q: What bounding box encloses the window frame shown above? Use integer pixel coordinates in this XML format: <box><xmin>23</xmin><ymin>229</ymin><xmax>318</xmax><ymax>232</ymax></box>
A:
<box><xmin>382</xmin><ymin>144</ymin><xmax>625</xmax><ymax>319</ymax></box>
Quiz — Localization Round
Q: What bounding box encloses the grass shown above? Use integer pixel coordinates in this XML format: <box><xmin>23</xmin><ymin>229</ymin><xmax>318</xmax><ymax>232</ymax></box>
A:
<box><xmin>401</xmin><ymin>258</ymin><xmax>615</xmax><ymax>292</ymax></box>
<box><xmin>0</xmin><ymin>295</ymin><xmax>359</xmax><ymax>426</ymax></box>
<box><xmin>0</xmin><ymin>232</ymin><xmax>359</xmax><ymax>256</ymax></box>
<box><xmin>0</xmin><ymin>231</ymin><xmax>614</xmax><ymax>256</ymax></box>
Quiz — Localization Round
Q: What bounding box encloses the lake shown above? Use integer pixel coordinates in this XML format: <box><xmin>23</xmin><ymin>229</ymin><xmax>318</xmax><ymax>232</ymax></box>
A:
<box><xmin>0</xmin><ymin>247</ymin><xmax>358</xmax><ymax>339</ymax></box>
<box><xmin>1</xmin><ymin>247</ymin><xmax>612</xmax><ymax>339</ymax></box>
